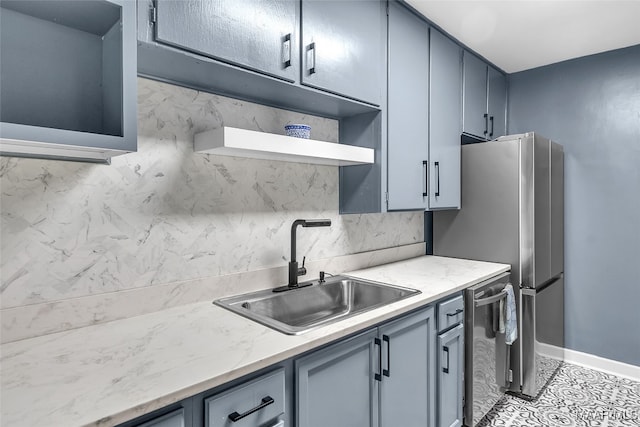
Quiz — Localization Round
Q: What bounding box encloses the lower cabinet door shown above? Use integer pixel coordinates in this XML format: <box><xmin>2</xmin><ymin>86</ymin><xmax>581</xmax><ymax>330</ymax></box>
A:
<box><xmin>296</xmin><ymin>329</ymin><xmax>379</xmax><ymax>427</ymax></box>
<box><xmin>438</xmin><ymin>324</ymin><xmax>464</xmax><ymax>427</ymax></box>
<box><xmin>379</xmin><ymin>306</ymin><xmax>437</xmax><ymax>427</ymax></box>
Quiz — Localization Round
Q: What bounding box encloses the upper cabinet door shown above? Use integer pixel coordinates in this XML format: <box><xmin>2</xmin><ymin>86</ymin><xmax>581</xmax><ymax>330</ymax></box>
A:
<box><xmin>301</xmin><ymin>0</ymin><xmax>383</xmax><ymax>105</ymax></box>
<box><xmin>387</xmin><ymin>2</ymin><xmax>429</xmax><ymax>211</ymax></box>
<box><xmin>487</xmin><ymin>66</ymin><xmax>507</xmax><ymax>139</ymax></box>
<box><xmin>154</xmin><ymin>0</ymin><xmax>299</xmax><ymax>82</ymax></box>
<box><xmin>462</xmin><ymin>52</ymin><xmax>488</xmax><ymax>139</ymax></box>
<box><xmin>429</xmin><ymin>29</ymin><xmax>462</xmax><ymax>210</ymax></box>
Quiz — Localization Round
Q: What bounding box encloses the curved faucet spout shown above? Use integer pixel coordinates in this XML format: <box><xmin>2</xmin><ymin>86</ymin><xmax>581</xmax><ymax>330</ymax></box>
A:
<box><xmin>289</xmin><ymin>219</ymin><xmax>331</xmax><ymax>287</ymax></box>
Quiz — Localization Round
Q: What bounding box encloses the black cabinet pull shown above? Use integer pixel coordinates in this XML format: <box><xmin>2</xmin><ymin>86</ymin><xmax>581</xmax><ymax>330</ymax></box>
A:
<box><xmin>446</xmin><ymin>309</ymin><xmax>463</xmax><ymax>317</ymax></box>
<box><xmin>435</xmin><ymin>161</ymin><xmax>440</xmax><ymax>197</ymax></box>
<box><xmin>374</xmin><ymin>338</ymin><xmax>382</xmax><ymax>381</ymax></box>
<box><xmin>283</xmin><ymin>33</ymin><xmax>292</xmax><ymax>68</ymax></box>
<box><xmin>483</xmin><ymin>113</ymin><xmax>489</xmax><ymax>135</ymax></box>
<box><xmin>489</xmin><ymin>116</ymin><xmax>495</xmax><ymax>137</ymax></box>
<box><xmin>383</xmin><ymin>335</ymin><xmax>390</xmax><ymax>377</ymax></box>
<box><xmin>228</xmin><ymin>396</ymin><xmax>274</xmax><ymax>422</ymax></box>
<box><xmin>422</xmin><ymin>160</ymin><xmax>428</xmax><ymax>197</ymax></box>
<box><xmin>443</xmin><ymin>346</ymin><xmax>450</xmax><ymax>374</ymax></box>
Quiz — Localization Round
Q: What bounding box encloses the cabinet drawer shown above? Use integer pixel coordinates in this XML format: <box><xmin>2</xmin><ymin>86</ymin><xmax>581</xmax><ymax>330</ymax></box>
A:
<box><xmin>437</xmin><ymin>295</ymin><xmax>464</xmax><ymax>332</ymax></box>
<box><xmin>135</xmin><ymin>409</ymin><xmax>184</xmax><ymax>427</ymax></box>
<box><xmin>205</xmin><ymin>368</ymin><xmax>285</xmax><ymax>427</ymax></box>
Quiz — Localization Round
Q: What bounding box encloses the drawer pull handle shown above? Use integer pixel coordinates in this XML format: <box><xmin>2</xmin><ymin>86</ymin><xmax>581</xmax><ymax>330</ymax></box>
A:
<box><xmin>228</xmin><ymin>396</ymin><xmax>274</xmax><ymax>422</ymax></box>
<box><xmin>446</xmin><ymin>309</ymin><xmax>463</xmax><ymax>317</ymax></box>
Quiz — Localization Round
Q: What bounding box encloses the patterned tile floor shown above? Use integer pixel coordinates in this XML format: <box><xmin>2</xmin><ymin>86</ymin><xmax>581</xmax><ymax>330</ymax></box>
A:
<box><xmin>478</xmin><ymin>363</ymin><xmax>640</xmax><ymax>427</ymax></box>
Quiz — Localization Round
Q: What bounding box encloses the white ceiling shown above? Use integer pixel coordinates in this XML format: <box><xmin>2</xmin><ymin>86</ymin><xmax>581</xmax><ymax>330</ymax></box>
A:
<box><xmin>405</xmin><ymin>0</ymin><xmax>640</xmax><ymax>73</ymax></box>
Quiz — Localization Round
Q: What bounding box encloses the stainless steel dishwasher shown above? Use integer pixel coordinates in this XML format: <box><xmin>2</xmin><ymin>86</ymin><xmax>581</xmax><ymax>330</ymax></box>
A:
<box><xmin>464</xmin><ymin>272</ymin><xmax>511</xmax><ymax>427</ymax></box>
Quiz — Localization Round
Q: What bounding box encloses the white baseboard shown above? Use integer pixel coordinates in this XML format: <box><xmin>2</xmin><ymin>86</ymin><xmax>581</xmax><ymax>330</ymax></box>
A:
<box><xmin>538</xmin><ymin>342</ymin><xmax>640</xmax><ymax>382</ymax></box>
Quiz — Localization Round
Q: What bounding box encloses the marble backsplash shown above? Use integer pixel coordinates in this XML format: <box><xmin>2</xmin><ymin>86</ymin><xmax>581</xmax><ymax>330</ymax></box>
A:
<box><xmin>0</xmin><ymin>78</ymin><xmax>423</xmax><ymax>314</ymax></box>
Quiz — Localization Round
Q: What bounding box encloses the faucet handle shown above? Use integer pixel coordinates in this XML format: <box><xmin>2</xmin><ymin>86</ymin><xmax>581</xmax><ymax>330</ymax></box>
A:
<box><xmin>298</xmin><ymin>256</ymin><xmax>307</xmax><ymax>276</ymax></box>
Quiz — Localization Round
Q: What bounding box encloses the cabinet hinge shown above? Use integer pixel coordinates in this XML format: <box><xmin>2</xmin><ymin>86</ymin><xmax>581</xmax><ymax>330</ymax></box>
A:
<box><xmin>150</xmin><ymin>6</ymin><xmax>157</xmax><ymax>24</ymax></box>
<box><xmin>385</xmin><ymin>192</ymin><xmax>389</xmax><ymax>203</ymax></box>
<box><xmin>508</xmin><ymin>369</ymin><xmax>513</xmax><ymax>383</ymax></box>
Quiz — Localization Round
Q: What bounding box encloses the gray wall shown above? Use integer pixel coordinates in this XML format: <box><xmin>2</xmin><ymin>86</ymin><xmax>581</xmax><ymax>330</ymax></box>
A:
<box><xmin>508</xmin><ymin>45</ymin><xmax>640</xmax><ymax>366</ymax></box>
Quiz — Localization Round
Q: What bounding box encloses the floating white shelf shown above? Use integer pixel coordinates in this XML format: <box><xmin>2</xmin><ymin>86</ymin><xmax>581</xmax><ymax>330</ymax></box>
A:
<box><xmin>194</xmin><ymin>127</ymin><xmax>374</xmax><ymax>166</ymax></box>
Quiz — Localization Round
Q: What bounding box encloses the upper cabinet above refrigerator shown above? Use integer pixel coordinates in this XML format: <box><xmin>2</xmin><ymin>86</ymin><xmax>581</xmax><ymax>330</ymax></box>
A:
<box><xmin>462</xmin><ymin>51</ymin><xmax>507</xmax><ymax>141</ymax></box>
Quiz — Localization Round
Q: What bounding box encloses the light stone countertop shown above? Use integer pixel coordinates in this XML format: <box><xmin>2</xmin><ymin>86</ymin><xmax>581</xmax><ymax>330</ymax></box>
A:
<box><xmin>0</xmin><ymin>255</ymin><xmax>509</xmax><ymax>427</ymax></box>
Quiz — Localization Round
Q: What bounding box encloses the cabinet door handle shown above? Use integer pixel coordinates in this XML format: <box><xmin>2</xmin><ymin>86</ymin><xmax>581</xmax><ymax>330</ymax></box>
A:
<box><xmin>374</xmin><ymin>338</ymin><xmax>382</xmax><ymax>381</ymax></box>
<box><xmin>382</xmin><ymin>335</ymin><xmax>390</xmax><ymax>377</ymax></box>
<box><xmin>484</xmin><ymin>113</ymin><xmax>489</xmax><ymax>136</ymax></box>
<box><xmin>307</xmin><ymin>42</ymin><xmax>316</xmax><ymax>74</ymax></box>
<box><xmin>435</xmin><ymin>161</ymin><xmax>440</xmax><ymax>197</ymax></box>
<box><xmin>489</xmin><ymin>115</ymin><xmax>495</xmax><ymax>137</ymax></box>
<box><xmin>283</xmin><ymin>33</ymin><xmax>292</xmax><ymax>68</ymax></box>
<box><xmin>443</xmin><ymin>346</ymin><xmax>450</xmax><ymax>374</ymax></box>
<box><xmin>422</xmin><ymin>160</ymin><xmax>429</xmax><ymax>197</ymax></box>
<box><xmin>446</xmin><ymin>308</ymin><xmax>463</xmax><ymax>317</ymax></box>
<box><xmin>228</xmin><ymin>396</ymin><xmax>274</xmax><ymax>422</ymax></box>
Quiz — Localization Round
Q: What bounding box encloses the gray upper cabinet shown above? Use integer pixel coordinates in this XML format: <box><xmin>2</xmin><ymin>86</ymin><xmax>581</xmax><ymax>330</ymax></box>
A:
<box><xmin>0</xmin><ymin>0</ymin><xmax>137</xmax><ymax>163</ymax></box>
<box><xmin>487</xmin><ymin>66</ymin><xmax>507</xmax><ymax>139</ymax></box>
<box><xmin>462</xmin><ymin>52</ymin><xmax>488</xmax><ymax>139</ymax></box>
<box><xmin>154</xmin><ymin>0</ymin><xmax>299</xmax><ymax>83</ymax></box>
<box><xmin>429</xmin><ymin>29</ymin><xmax>462</xmax><ymax>210</ymax></box>
<box><xmin>387</xmin><ymin>2</ymin><xmax>430</xmax><ymax>211</ymax></box>
<box><xmin>296</xmin><ymin>329</ymin><xmax>379</xmax><ymax>427</ymax></box>
<box><xmin>462</xmin><ymin>52</ymin><xmax>508</xmax><ymax>140</ymax></box>
<box><xmin>379</xmin><ymin>307</ymin><xmax>436</xmax><ymax>427</ymax></box>
<box><xmin>301</xmin><ymin>0</ymin><xmax>384</xmax><ymax>106</ymax></box>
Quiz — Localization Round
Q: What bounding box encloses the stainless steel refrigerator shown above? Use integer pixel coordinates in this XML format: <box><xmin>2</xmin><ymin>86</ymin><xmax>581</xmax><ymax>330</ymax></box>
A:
<box><xmin>433</xmin><ymin>133</ymin><xmax>564</xmax><ymax>423</ymax></box>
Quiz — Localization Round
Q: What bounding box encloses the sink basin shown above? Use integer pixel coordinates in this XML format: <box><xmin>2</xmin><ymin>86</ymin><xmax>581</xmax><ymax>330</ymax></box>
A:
<box><xmin>214</xmin><ymin>275</ymin><xmax>420</xmax><ymax>335</ymax></box>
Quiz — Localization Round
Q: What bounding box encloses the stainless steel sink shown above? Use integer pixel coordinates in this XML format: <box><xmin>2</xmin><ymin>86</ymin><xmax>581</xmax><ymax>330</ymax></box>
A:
<box><xmin>214</xmin><ymin>275</ymin><xmax>420</xmax><ymax>335</ymax></box>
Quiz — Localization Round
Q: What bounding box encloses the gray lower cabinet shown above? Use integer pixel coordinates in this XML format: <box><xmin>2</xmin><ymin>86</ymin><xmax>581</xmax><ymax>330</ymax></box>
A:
<box><xmin>429</xmin><ymin>29</ymin><xmax>462</xmax><ymax>210</ymax></box>
<box><xmin>436</xmin><ymin>295</ymin><xmax>464</xmax><ymax>427</ymax></box>
<box><xmin>154</xmin><ymin>0</ymin><xmax>299</xmax><ymax>83</ymax></box>
<box><xmin>136</xmin><ymin>409</ymin><xmax>187</xmax><ymax>427</ymax></box>
<box><xmin>437</xmin><ymin>324</ymin><xmax>464</xmax><ymax>427</ymax></box>
<box><xmin>462</xmin><ymin>51</ymin><xmax>507</xmax><ymax>140</ymax></box>
<box><xmin>301</xmin><ymin>0</ymin><xmax>384</xmax><ymax>105</ymax></box>
<box><xmin>379</xmin><ymin>307</ymin><xmax>437</xmax><ymax>427</ymax></box>
<box><xmin>296</xmin><ymin>307</ymin><xmax>436</xmax><ymax>427</ymax></box>
<box><xmin>0</xmin><ymin>0</ymin><xmax>137</xmax><ymax>163</ymax></box>
<box><xmin>296</xmin><ymin>329</ymin><xmax>379</xmax><ymax>427</ymax></box>
<box><xmin>205</xmin><ymin>368</ymin><xmax>286</xmax><ymax>427</ymax></box>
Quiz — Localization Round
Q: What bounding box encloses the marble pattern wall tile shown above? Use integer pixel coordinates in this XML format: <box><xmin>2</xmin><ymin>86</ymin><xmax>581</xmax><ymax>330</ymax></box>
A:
<box><xmin>0</xmin><ymin>78</ymin><xmax>423</xmax><ymax>309</ymax></box>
